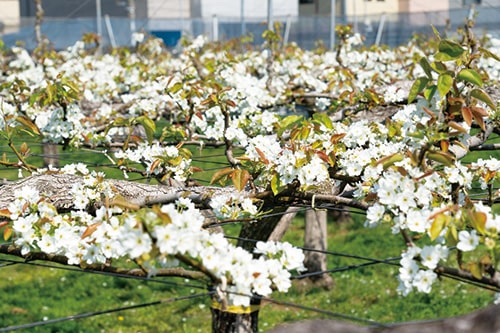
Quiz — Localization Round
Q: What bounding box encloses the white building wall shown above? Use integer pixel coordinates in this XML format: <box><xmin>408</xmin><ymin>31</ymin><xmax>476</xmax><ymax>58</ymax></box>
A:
<box><xmin>147</xmin><ymin>0</ymin><xmax>191</xmax><ymax>19</ymax></box>
<box><xmin>0</xmin><ymin>0</ymin><xmax>20</xmax><ymax>32</ymax></box>
<box><xmin>345</xmin><ymin>0</ymin><xmax>400</xmax><ymax>16</ymax></box>
<box><xmin>200</xmin><ymin>0</ymin><xmax>298</xmax><ymax>18</ymax></box>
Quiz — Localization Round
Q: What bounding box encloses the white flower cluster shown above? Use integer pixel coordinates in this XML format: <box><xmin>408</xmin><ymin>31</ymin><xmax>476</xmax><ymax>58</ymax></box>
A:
<box><xmin>70</xmin><ymin>171</ymin><xmax>115</xmax><ymax>210</ymax></box>
<box><xmin>398</xmin><ymin>244</ymin><xmax>448</xmax><ymax>296</ymax></box>
<box><xmin>366</xmin><ymin>168</ymin><xmax>446</xmax><ymax>232</ymax></box>
<box><xmin>210</xmin><ymin>193</ymin><xmax>259</xmax><ymax>220</ymax></box>
<box><xmin>114</xmin><ymin>142</ymin><xmax>192</xmax><ymax>182</ymax></box>
<box><xmin>155</xmin><ymin>198</ymin><xmax>305</xmax><ymax>306</ymax></box>
<box><xmin>245</xmin><ymin>135</ymin><xmax>330</xmax><ymax>188</ymax></box>
<box><xmin>471</xmin><ymin>157</ymin><xmax>500</xmax><ymax>190</ymax></box>
<box><xmin>32</xmin><ymin>103</ymin><xmax>85</xmax><ymax>145</ymax></box>
<box><xmin>8</xmin><ymin>188</ymin><xmax>304</xmax><ymax>307</ymax></box>
<box><xmin>10</xmin><ymin>187</ymin><xmax>150</xmax><ymax>265</ymax></box>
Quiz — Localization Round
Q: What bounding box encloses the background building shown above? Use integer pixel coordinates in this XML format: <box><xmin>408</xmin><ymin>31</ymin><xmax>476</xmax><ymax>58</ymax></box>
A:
<box><xmin>0</xmin><ymin>0</ymin><xmax>498</xmax><ymax>49</ymax></box>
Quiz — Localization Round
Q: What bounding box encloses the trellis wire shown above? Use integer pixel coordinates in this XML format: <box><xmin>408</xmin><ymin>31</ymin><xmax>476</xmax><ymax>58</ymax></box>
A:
<box><xmin>0</xmin><ymin>292</ymin><xmax>213</xmax><ymax>332</ymax></box>
<box><xmin>0</xmin><ymin>257</ymin><xmax>208</xmax><ymax>290</ymax></box>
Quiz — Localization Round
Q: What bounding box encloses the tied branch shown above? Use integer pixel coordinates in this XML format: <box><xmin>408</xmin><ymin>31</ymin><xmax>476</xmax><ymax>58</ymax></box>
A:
<box><xmin>0</xmin><ymin>244</ymin><xmax>207</xmax><ymax>280</ymax></box>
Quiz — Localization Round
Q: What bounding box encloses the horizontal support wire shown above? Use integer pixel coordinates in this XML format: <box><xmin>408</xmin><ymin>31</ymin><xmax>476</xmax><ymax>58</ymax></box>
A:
<box><xmin>258</xmin><ymin>295</ymin><xmax>388</xmax><ymax>328</ymax></box>
<box><xmin>0</xmin><ymin>257</ymin><xmax>207</xmax><ymax>290</ymax></box>
<box><xmin>293</xmin><ymin>258</ymin><xmax>400</xmax><ymax>280</ymax></box>
<box><xmin>0</xmin><ymin>292</ymin><xmax>213</xmax><ymax>332</ymax></box>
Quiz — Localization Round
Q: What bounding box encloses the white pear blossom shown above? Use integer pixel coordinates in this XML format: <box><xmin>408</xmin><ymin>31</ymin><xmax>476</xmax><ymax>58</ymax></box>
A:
<box><xmin>457</xmin><ymin>230</ymin><xmax>480</xmax><ymax>252</ymax></box>
<box><xmin>412</xmin><ymin>269</ymin><xmax>437</xmax><ymax>293</ymax></box>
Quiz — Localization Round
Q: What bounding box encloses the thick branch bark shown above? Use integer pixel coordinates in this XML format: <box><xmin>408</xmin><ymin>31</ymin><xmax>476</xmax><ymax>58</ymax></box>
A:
<box><xmin>0</xmin><ymin>173</ymin><xmax>246</xmax><ymax>211</ymax></box>
<box><xmin>450</xmin><ymin>124</ymin><xmax>496</xmax><ymax>159</ymax></box>
<box><xmin>435</xmin><ymin>265</ymin><xmax>500</xmax><ymax>289</ymax></box>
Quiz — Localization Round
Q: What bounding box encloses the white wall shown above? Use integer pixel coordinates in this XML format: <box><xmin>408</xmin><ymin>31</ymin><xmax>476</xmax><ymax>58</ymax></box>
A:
<box><xmin>200</xmin><ymin>0</ymin><xmax>298</xmax><ymax>18</ymax></box>
<box><xmin>345</xmin><ymin>0</ymin><xmax>400</xmax><ymax>16</ymax></box>
<box><xmin>0</xmin><ymin>0</ymin><xmax>20</xmax><ymax>31</ymax></box>
<box><xmin>148</xmin><ymin>0</ymin><xmax>191</xmax><ymax>19</ymax></box>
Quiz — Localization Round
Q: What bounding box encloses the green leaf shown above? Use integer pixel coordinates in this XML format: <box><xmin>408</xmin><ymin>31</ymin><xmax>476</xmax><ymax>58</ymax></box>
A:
<box><xmin>280</xmin><ymin>115</ymin><xmax>303</xmax><ymax>129</ymax></box>
<box><xmin>170</xmin><ymin>81</ymin><xmax>183</xmax><ymax>94</ymax></box>
<box><xmin>437</xmin><ymin>73</ymin><xmax>453</xmax><ymax>97</ymax></box>
<box><xmin>278</xmin><ymin>115</ymin><xmax>303</xmax><ymax>136</ymax></box>
<box><xmin>376</xmin><ymin>152</ymin><xmax>404</xmax><ymax>169</ymax></box>
<box><xmin>111</xmin><ymin>117</ymin><xmax>131</xmax><ymax>127</ymax></box>
<box><xmin>424</xmin><ymin>85</ymin><xmax>437</xmax><ymax>102</ymax></box>
<box><xmin>457</xmin><ymin>69</ymin><xmax>483</xmax><ymax>87</ymax></box>
<box><xmin>436</xmin><ymin>40</ymin><xmax>465</xmax><ymax>60</ymax></box>
<box><xmin>270</xmin><ymin>173</ymin><xmax>282</xmax><ymax>195</ymax></box>
<box><xmin>408</xmin><ymin>77</ymin><xmax>429</xmax><ymax>104</ymax></box>
<box><xmin>364</xmin><ymin>88</ymin><xmax>380</xmax><ymax>104</ymax></box>
<box><xmin>470</xmin><ymin>88</ymin><xmax>496</xmax><ymax>110</ymax></box>
<box><xmin>479</xmin><ymin>47</ymin><xmax>500</xmax><ymax>62</ymax></box>
<box><xmin>426</xmin><ymin>150</ymin><xmax>455</xmax><ymax>166</ymax></box>
<box><xmin>135</xmin><ymin>115</ymin><xmax>156</xmax><ymax>144</ymax></box>
<box><xmin>446</xmin><ymin>224</ymin><xmax>458</xmax><ymax>244</ymax></box>
<box><xmin>430</xmin><ymin>61</ymin><xmax>447</xmax><ymax>74</ymax></box>
<box><xmin>419</xmin><ymin>57</ymin><xmax>433</xmax><ymax>79</ymax></box>
<box><xmin>430</xmin><ymin>25</ymin><xmax>441</xmax><ymax>39</ymax></box>
<box><xmin>468</xmin><ymin>262</ymin><xmax>483</xmax><ymax>280</ymax></box>
<box><xmin>430</xmin><ymin>213</ymin><xmax>450</xmax><ymax>241</ymax></box>
<box><xmin>231</xmin><ymin>169</ymin><xmax>251</xmax><ymax>192</ymax></box>
<box><xmin>15</xmin><ymin>116</ymin><xmax>41</xmax><ymax>136</ymax></box>
<box><xmin>312</xmin><ymin>112</ymin><xmax>333</xmax><ymax>130</ymax></box>
<box><xmin>468</xmin><ymin>210</ymin><xmax>487</xmax><ymax>235</ymax></box>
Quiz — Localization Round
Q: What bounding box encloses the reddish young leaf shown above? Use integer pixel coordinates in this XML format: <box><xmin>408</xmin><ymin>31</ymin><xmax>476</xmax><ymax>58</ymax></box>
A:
<box><xmin>231</xmin><ymin>169</ymin><xmax>251</xmax><ymax>192</ymax></box>
<box><xmin>149</xmin><ymin>159</ymin><xmax>162</xmax><ymax>173</ymax></box>
<box><xmin>471</xmin><ymin>107</ymin><xmax>487</xmax><ymax>131</ymax></box>
<box><xmin>81</xmin><ymin>223</ymin><xmax>102</xmax><ymax>239</ymax></box>
<box><xmin>440</xmin><ymin>140</ymin><xmax>450</xmax><ymax>152</ymax></box>
<box><xmin>225</xmin><ymin>99</ymin><xmax>237</xmax><ymax>108</ymax></box>
<box><xmin>255</xmin><ymin>147</ymin><xmax>269</xmax><ymax>165</ymax></box>
<box><xmin>0</xmin><ymin>209</ymin><xmax>11</xmax><ymax>218</ymax></box>
<box><xmin>461</xmin><ymin>107</ymin><xmax>473</xmax><ymax>126</ymax></box>
<box><xmin>3</xmin><ymin>226</ymin><xmax>12</xmax><ymax>241</ymax></box>
<box><xmin>210</xmin><ymin>167</ymin><xmax>234</xmax><ymax>185</ymax></box>
<box><xmin>448</xmin><ymin>121</ymin><xmax>468</xmax><ymax>134</ymax></box>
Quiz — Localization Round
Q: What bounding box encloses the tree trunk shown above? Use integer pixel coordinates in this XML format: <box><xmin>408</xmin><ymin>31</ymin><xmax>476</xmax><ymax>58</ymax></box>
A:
<box><xmin>303</xmin><ymin>209</ymin><xmax>334</xmax><ymax>289</ymax></box>
<box><xmin>42</xmin><ymin>143</ymin><xmax>59</xmax><ymax>168</ymax></box>
<box><xmin>211</xmin><ymin>305</ymin><xmax>259</xmax><ymax>333</ymax></box>
<box><xmin>268</xmin><ymin>206</ymin><xmax>300</xmax><ymax>241</ymax></box>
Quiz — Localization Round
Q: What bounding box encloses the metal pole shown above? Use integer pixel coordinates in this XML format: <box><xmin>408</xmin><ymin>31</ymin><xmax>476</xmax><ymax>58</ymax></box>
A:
<box><xmin>267</xmin><ymin>0</ymin><xmax>273</xmax><ymax>31</ymax></box>
<box><xmin>129</xmin><ymin>0</ymin><xmax>136</xmax><ymax>46</ymax></box>
<box><xmin>180</xmin><ymin>0</ymin><xmax>184</xmax><ymax>33</ymax></box>
<box><xmin>241</xmin><ymin>0</ymin><xmax>246</xmax><ymax>35</ymax></box>
<box><xmin>375</xmin><ymin>13</ymin><xmax>386</xmax><ymax>46</ymax></box>
<box><xmin>330</xmin><ymin>0</ymin><xmax>336</xmax><ymax>50</ymax></box>
<box><xmin>283</xmin><ymin>15</ymin><xmax>291</xmax><ymax>44</ymax></box>
<box><xmin>468</xmin><ymin>4</ymin><xmax>475</xmax><ymax>20</ymax></box>
<box><xmin>353</xmin><ymin>0</ymin><xmax>357</xmax><ymax>33</ymax></box>
<box><xmin>212</xmin><ymin>15</ymin><xmax>218</xmax><ymax>41</ymax></box>
<box><xmin>96</xmin><ymin>0</ymin><xmax>102</xmax><ymax>37</ymax></box>
<box><xmin>105</xmin><ymin>15</ymin><xmax>116</xmax><ymax>48</ymax></box>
